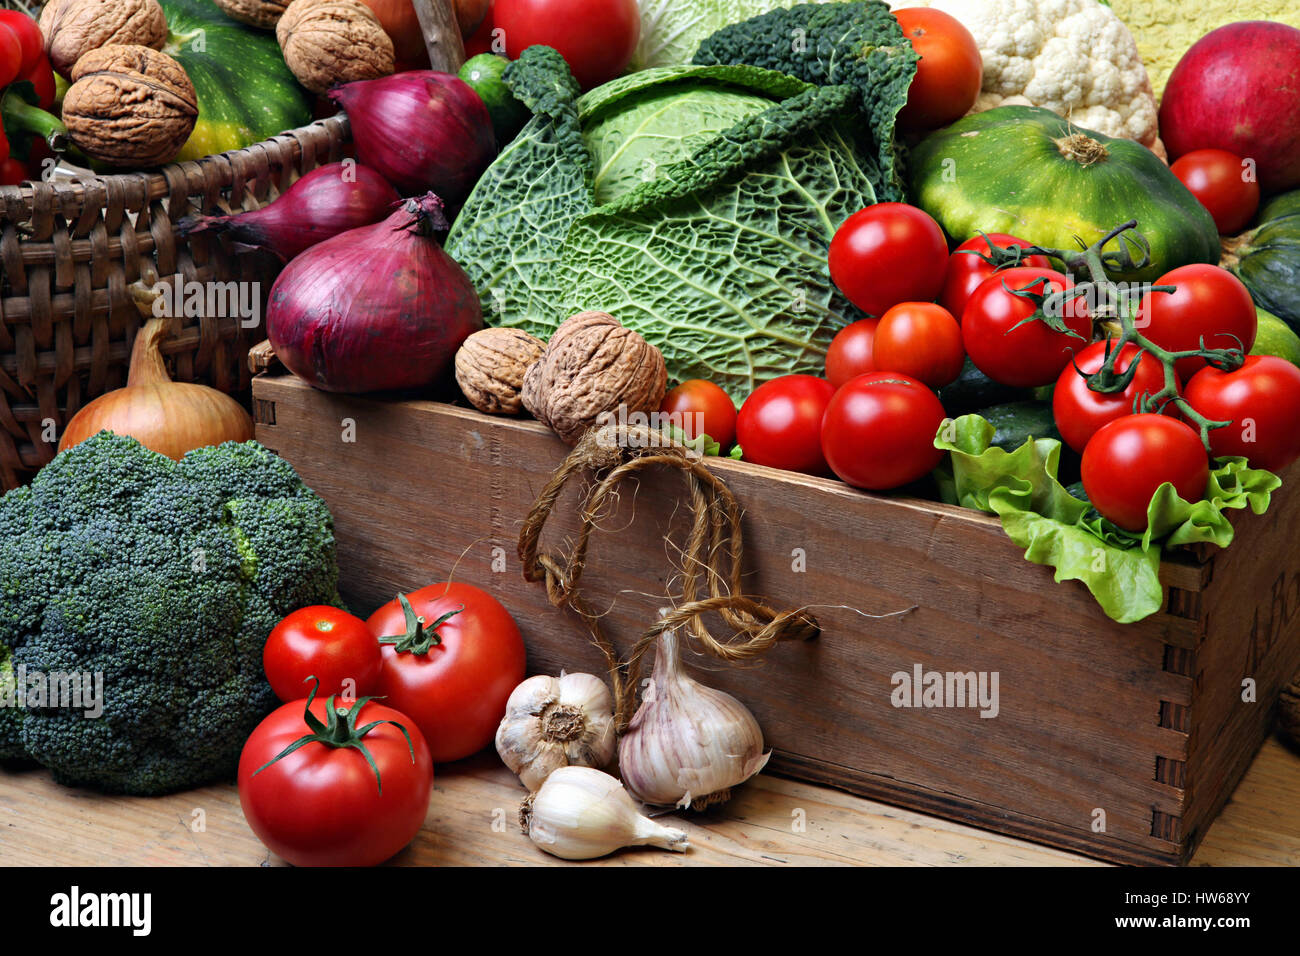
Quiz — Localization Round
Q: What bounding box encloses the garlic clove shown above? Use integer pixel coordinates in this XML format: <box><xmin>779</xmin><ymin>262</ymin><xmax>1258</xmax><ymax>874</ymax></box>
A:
<box><xmin>496</xmin><ymin>672</ymin><xmax>618</xmax><ymax>791</ymax></box>
<box><xmin>521</xmin><ymin>766</ymin><xmax>689</xmax><ymax>860</ymax></box>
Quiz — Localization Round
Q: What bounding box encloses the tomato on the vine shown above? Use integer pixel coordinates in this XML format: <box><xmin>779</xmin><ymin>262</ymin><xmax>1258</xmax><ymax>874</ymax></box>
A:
<box><xmin>659</xmin><ymin>379</ymin><xmax>737</xmax><ymax>450</ymax></box>
<box><xmin>238</xmin><ymin>685</ymin><xmax>432</xmax><ymax>867</ymax></box>
<box><xmin>872</xmin><ymin>301</ymin><xmax>964</xmax><ymax>388</ymax></box>
<box><xmin>1081</xmin><ymin>414</ymin><xmax>1209</xmax><ymax>532</ymax></box>
<box><xmin>829</xmin><ymin>203</ymin><xmax>948</xmax><ymax>317</ymax></box>
<box><xmin>736</xmin><ymin>374</ymin><xmax>836</xmax><ymax>475</ymax></box>
<box><xmin>1184</xmin><ymin>355</ymin><xmax>1300</xmax><ymax>472</ymax></box>
<box><xmin>961</xmin><ymin>266</ymin><xmax>1092</xmax><ymax>387</ymax></box>
<box><xmin>495</xmin><ymin>0</ymin><xmax>639</xmax><ymax>89</ymax></box>
<box><xmin>821</xmin><ymin>371</ymin><xmax>947</xmax><ymax>490</ymax></box>
<box><xmin>1137</xmin><ymin>265</ymin><xmax>1256</xmax><ymax>382</ymax></box>
<box><xmin>1170</xmin><ymin>148</ymin><xmax>1260</xmax><ymax>235</ymax></box>
<box><xmin>264</xmin><ymin>606</ymin><xmax>382</xmax><ymax>703</ymax></box>
<box><xmin>366</xmin><ymin>583</ymin><xmax>526</xmax><ymax>764</ymax></box>
<box><xmin>1052</xmin><ymin>340</ymin><xmax>1174</xmax><ymax>453</ymax></box>
<box><xmin>893</xmin><ymin>8</ymin><xmax>982</xmax><ymax>130</ymax></box>
<box><xmin>940</xmin><ymin>233</ymin><xmax>1052</xmax><ymax>321</ymax></box>
<box><xmin>825</xmin><ymin>319</ymin><xmax>879</xmax><ymax>388</ymax></box>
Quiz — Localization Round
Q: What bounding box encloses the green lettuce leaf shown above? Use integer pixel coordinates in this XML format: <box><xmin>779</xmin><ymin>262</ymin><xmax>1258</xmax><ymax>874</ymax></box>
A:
<box><xmin>934</xmin><ymin>415</ymin><xmax>1282</xmax><ymax>623</ymax></box>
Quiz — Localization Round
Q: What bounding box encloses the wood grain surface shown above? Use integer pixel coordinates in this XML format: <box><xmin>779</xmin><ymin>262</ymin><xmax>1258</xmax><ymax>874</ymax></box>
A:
<box><xmin>2</xmin><ymin>734</ymin><xmax>1296</xmax><ymax>867</ymax></box>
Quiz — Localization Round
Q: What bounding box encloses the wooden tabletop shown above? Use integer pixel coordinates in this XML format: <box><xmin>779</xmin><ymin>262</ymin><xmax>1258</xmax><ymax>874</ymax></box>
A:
<box><xmin>2</xmin><ymin>731</ymin><xmax>1296</xmax><ymax>867</ymax></box>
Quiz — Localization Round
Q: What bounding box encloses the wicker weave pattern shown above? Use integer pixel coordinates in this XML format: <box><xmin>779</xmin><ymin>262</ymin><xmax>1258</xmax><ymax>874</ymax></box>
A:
<box><xmin>0</xmin><ymin>0</ymin><xmax>349</xmax><ymax>489</ymax></box>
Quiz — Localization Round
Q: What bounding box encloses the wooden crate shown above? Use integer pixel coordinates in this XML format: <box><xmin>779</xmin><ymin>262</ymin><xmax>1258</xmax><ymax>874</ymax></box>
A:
<box><xmin>251</xmin><ymin>374</ymin><xmax>1300</xmax><ymax>866</ymax></box>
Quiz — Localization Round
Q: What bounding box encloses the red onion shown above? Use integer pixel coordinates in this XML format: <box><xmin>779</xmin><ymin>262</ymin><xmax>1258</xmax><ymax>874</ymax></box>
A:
<box><xmin>328</xmin><ymin>71</ymin><xmax>497</xmax><ymax>204</ymax></box>
<box><xmin>266</xmin><ymin>193</ymin><xmax>483</xmax><ymax>394</ymax></box>
<box><xmin>178</xmin><ymin>162</ymin><xmax>400</xmax><ymax>262</ymax></box>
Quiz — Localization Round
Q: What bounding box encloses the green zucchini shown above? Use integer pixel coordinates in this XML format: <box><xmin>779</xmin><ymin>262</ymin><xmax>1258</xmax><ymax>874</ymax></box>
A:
<box><xmin>161</xmin><ymin>0</ymin><xmax>312</xmax><ymax>162</ymax></box>
<box><xmin>938</xmin><ymin>358</ymin><xmax>1031</xmax><ymax>416</ymax></box>
<box><xmin>977</xmin><ymin>400</ymin><xmax>1061</xmax><ymax>452</ymax></box>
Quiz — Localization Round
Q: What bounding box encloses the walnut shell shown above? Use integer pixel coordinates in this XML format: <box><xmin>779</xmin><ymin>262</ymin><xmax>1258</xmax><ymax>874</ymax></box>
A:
<box><xmin>455</xmin><ymin>328</ymin><xmax>547</xmax><ymax>415</ymax></box>
<box><xmin>277</xmin><ymin>0</ymin><xmax>395</xmax><ymax>95</ymax></box>
<box><xmin>522</xmin><ymin>311</ymin><xmax>668</xmax><ymax>445</ymax></box>
<box><xmin>63</xmin><ymin>45</ymin><xmax>198</xmax><ymax>168</ymax></box>
<box><xmin>213</xmin><ymin>0</ymin><xmax>291</xmax><ymax>29</ymax></box>
<box><xmin>40</xmin><ymin>0</ymin><xmax>167</xmax><ymax>79</ymax></box>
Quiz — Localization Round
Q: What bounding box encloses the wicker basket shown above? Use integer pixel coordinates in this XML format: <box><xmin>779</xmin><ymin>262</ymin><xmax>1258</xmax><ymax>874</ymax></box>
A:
<box><xmin>0</xmin><ymin>0</ymin><xmax>350</xmax><ymax>489</ymax></box>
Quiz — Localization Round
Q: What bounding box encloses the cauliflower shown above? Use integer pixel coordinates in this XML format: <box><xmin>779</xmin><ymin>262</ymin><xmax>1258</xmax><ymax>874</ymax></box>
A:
<box><xmin>890</xmin><ymin>0</ymin><xmax>1161</xmax><ymax>150</ymax></box>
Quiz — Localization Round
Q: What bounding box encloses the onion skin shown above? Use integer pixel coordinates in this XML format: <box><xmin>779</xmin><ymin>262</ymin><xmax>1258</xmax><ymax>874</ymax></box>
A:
<box><xmin>59</xmin><ymin>317</ymin><xmax>254</xmax><ymax>459</ymax></box>
<box><xmin>266</xmin><ymin>193</ymin><xmax>484</xmax><ymax>394</ymax></box>
<box><xmin>178</xmin><ymin>162</ymin><xmax>400</xmax><ymax>263</ymax></box>
<box><xmin>327</xmin><ymin>71</ymin><xmax>496</xmax><ymax>203</ymax></box>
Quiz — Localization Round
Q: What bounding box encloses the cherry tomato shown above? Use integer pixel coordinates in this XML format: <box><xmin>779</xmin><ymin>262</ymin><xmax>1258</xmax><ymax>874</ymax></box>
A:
<box><xmin>264</xmin><ymin>606</ymin><xmax>383</xmax><ymax>703</ymax></box>
<box><xmin>940</xmin><ymin>233</ymin><xmax>1052</xmax><ymax>321</ymax></box>
<box><xmin>872</xmin><ymin>301</ymin><xmax>964</xmax><ymax>388</ymax></box>
<box><xmin>659</xmin><ymin>379</ymin><xmax>738</xmax><ymax>450</ymax></box>
<box><xmin>1170</xmin><ymin>148</ymin><xmax>1260</xmax><ymax>235</ymax></box>
<box><xmin>825</xmin><ymin>318</ymin><xmax>879</xmax><ymax>388</ymax></box>
<box><xmin>1052</xmin><ymin>340</ymin><xmax>1175</xmax><ymax>453</ymax></box>
<box><xmin>821</xmin><ymin>371</ymin><xmax>947</xmax><ymax>490</ymax></box>
<box><xmin>1137</xmin><ymin>264</ymin><xmax>1256</xmax><ymax>382</ymax></box>
<box><xmin>1184</xmin><ymin>355</ymin><xmax>1300</xmax><ymax>472</ymax></box>
<box><xmin>829</xmin><ymin>203</ymin><xmax>948</xmax><ymax>317</ymax></box>
<box><xmin>1081</xmin><ymin>414</ymin><xmax>1209</xmax><ymax>532</ymax></box>
<box><xmin>495</xmin><ymin>0</ymin><xmax>639</xmax><ymax>90</ymax></box>
<box><xmin>893</xmin><ymin>7</ymin><xmax>982</xmax><ymax>130</ymax></box>
<box><xmin>366</xmin><ymin>583</ymin><xmax>526</xmax><ymax>764</ymax></box>
<box><xmin>961</xmin><ymin>266</ymin><xmax>1092</xmax><ymax>387</ymax></box>
<box><xmin>238</xmin><ymin>689</ymin><xmax>432</xmax><ymax>867</ymax></box>
<box><xmin>736</xmin><ymin>374</ymin><xmax>836</xmax><ymax>475</ymax></box>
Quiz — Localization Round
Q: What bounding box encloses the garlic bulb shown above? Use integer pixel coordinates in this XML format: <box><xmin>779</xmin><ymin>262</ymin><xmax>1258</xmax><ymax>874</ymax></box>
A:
<box><xmin>495</xmin><ymin>672</ymin><xmax>617</xmax><ymax>790</ymax></box>
<box><xmin>618</xmin><ymin>627</ymin><xmax>770</xmax><ymax>809</ymax></box>
<box><xmin>521</xmin><ymin>766</ymin><xmax>689</xmax><ymax>860</ymax></box>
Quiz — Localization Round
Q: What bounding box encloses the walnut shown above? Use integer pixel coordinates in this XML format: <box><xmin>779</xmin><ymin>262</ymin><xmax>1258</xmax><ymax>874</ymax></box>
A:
<box><xmin>39</xmin><ymin>0</ymin><xmax>167</xmax><ymax>79</ymax></box>
<box><xmin>213</xmin><ymin>0</ymin><xmax>291</xmax><ymax>29</ymax></box>
<box><xmin>522</xmin><ymin>311</ymin><xmax>668</xmax><ymax>445</ymax></box>
<box><xmin>277</xmin><ymin>0</ymin><xmax>395</xmax><ymax>95</ymax></box>
<box><xmin>63</xmin><ymin>45</ymin><xmax>198</xmax><ymax>168</ymax></box>
<box><xmin>455</xmin><ymin>328</ymin><xmax>546</xmax><ymax>415</ymax></box>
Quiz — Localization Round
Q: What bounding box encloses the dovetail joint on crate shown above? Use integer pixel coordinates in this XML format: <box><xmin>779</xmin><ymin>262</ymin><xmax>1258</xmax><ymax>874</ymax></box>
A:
<box><xmin>253</xmin><ymin>399</ymin><xmax>276</xmax><ymax>426</ymax></box>
<box><xmin>1165</xmin><ymin>587</ymin><xmax>1202</xmax><ymax>620</ymax></box>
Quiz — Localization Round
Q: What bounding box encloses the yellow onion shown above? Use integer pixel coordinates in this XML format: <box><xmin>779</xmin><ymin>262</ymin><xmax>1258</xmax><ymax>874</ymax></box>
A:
<box><xmin>59</xmin><ymin>317</ymin><xmax>254</xmax><ymax>459</ymax></box>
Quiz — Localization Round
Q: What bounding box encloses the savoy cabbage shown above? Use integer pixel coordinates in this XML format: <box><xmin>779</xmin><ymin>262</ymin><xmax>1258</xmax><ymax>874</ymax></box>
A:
<box><xmin>445</xmin><ymin>2</ymin><xmax>917</xmax><ymax>397</ymax></box>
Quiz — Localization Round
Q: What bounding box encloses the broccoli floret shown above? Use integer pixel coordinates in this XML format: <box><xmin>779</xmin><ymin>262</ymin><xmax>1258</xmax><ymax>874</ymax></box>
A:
<box><xmin>0</xmin><ymin>432</ymin><xmax>342</xmax><ymax>794</ymax></box>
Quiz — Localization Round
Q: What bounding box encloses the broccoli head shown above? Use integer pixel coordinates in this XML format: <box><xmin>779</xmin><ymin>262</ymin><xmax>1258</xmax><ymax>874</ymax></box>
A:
<box><xmin>0</xmin><ymin>433</ymin><xmax>342</xmax><ymax>794</ymax></box>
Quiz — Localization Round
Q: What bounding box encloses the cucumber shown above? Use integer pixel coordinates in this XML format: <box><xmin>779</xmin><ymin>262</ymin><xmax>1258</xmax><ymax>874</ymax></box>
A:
<box><xmin>977</xmin><ymin>400</ymin><xmax>1061</xmax><ymax>452</ymax></box>
<box><xmin>939</xmin><ymin>358</ymin><xmax>1031</xmax><ymax>415</ymax></box>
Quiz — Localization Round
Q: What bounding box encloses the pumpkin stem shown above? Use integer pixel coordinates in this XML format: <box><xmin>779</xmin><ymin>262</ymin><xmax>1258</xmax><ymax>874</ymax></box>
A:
<box><xmin>127</xmin><ymin>317</ymin><xmax>175</xmax><ymax>388</ymax></box>
<box><xmin>1055</xmin><ymin>133</ymin><xmax>1108</xmax><ymax>168</ymax></box>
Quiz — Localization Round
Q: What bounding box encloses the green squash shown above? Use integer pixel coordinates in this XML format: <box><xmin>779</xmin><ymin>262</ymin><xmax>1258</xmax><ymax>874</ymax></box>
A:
<box><xmin>160</xmin><ymin>0</ymin><xmax>312</xmax><ymax>162</ymax></box>
<box><xmin>1224</xmin><ymin>190</ymin><xmax>1300</xmax><ymax>333</ymax></box>
<box><xmin>908</xmin><ymin>106</ymin><xmax>1220</xmax><ymax>283</ymax></box>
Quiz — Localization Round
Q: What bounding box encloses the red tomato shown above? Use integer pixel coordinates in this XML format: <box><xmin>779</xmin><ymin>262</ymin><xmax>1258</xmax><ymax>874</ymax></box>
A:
<box><xmin>893</xmin><ymin>7</ymin><xmax>982</xmax><ymax>130</ymax></box>
<box><xmin>366</xmin><ymin>583</ymin><xmax>526</xmax><ymax>764</ymax></box>
<box><xmin>1184</xmin><ymin>355</ymin><xmax>1300</xmax><ymax>472</ymax></box>
<box><xmin>821</xmin><ymin>371</ymin><xmax>946</xmax><ymax>490</ymax></box>
<box><xmin>0</xmin><ymin>11</ymin><xmax>41</xmax><ymax>75</ymax></box>
<box><xmin>1170</xmin><ymin>148</ymin><xmax>1260</xmax><ymax>235</ymax></box>
<box><xmin>736</xmin><ymin>374</ymin><xmax>836</xmax><ymax>475</ymax></box>
<box><xmin>464</xmin><ymin>2</ymin><xmax>498</xmax><ymax>58</ymax></box>
<box><xmin>872</xmin><ymin>301</ymin><xmax>964</xmax><ymax>388</ymax></box>
<box><xmin>495</xmin><ymin>0</ymin><xmax>639</xmax><ymax>90</ymax></box>
<box><xmin>1137</xmin><ymin>265</ymin><xmax>1256</xmax><ymax>382</ymax></box>
<box><xmin>1053</xmin><ymin>340</ymin><xmax>1175</xmax><ymax>453</ymax></box>
<box><xmin>940</xmin><ymin>233</ymin><xmax>1052</xmax><ymax>321</ymax></box>
<box><xmin>829</xmin><ymin>203</ymin><xmax>948</xmax><ymax>317</ymax></box>
<box><xmin>962</xmin><ymin>266</ymin><xmax>1092</xmax><ymax>387</ymax></box>
<box><xmin>264</xmin><ymin>606</ymin><xmax>382</xmax><ymax>703</ymax></box>
<box><xmin>238</xmin><ymin>689</ymin><xmax>433</xmax><ymax>867</ymax></box>
<box><xmin>1081</xmin><ymin>414</ymin><xmax>1209</xmax><ymax>532</ymax></box>
<box><xmin>825</xmin><ymin>318</ymin><xmax>879</xmax><ymax>388</ymax></box>
<box><xmin>659</xmin><ymin>379</ymin><xmax>737</xmax><ymax>450</ymax></box>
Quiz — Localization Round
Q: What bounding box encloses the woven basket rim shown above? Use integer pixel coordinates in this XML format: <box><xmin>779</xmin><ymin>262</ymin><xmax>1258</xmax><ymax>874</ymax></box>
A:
<box><xmin>0</xmin><ymin>113</ymin><xmax>351</xmax><ymax>211</ymax></box>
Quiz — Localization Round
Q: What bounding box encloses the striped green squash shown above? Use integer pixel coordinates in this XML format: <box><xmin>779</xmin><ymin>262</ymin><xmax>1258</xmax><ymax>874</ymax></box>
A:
<box><xmin>1225</xmin><ymin>191</ymin><xmax>1300</xmax><ymax>333</ymax></box>
<box><xmin>160</xmin><ymin>0</ymin><xmax>312</xmax><ymax>162</ymax></box>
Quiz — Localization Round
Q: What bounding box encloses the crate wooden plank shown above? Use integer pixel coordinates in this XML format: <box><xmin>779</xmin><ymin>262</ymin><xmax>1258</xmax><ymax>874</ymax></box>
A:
<box><xmin>250</xmin><ymin>375</ymin><xmax>1297</xmax><ymax>865</ymax></box>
